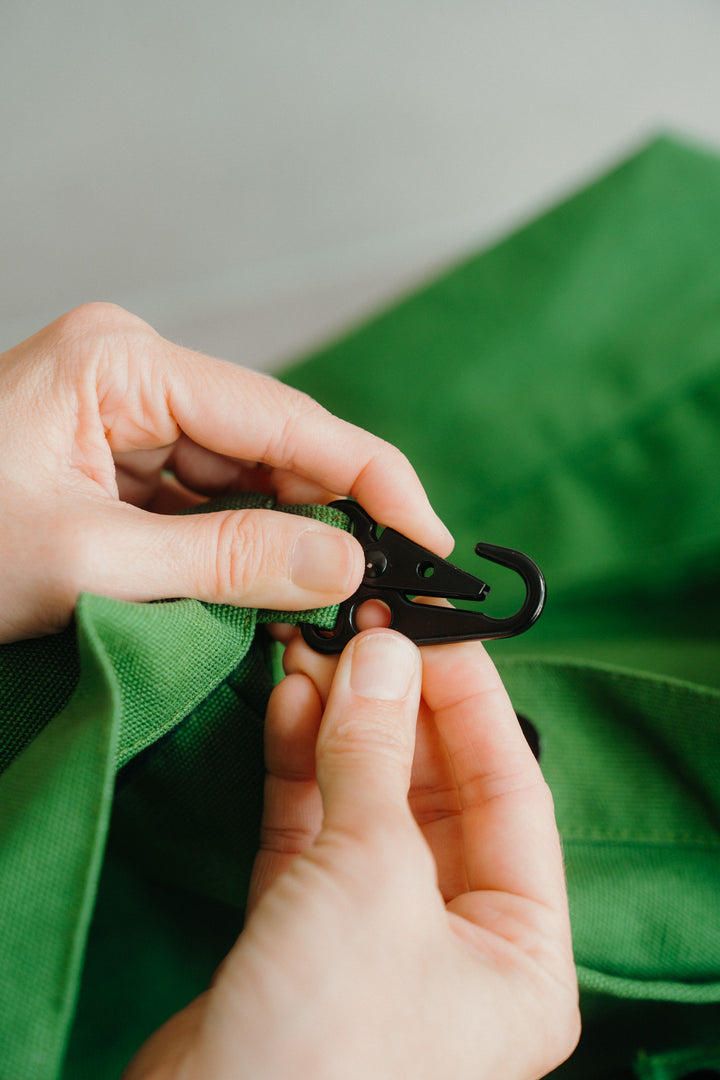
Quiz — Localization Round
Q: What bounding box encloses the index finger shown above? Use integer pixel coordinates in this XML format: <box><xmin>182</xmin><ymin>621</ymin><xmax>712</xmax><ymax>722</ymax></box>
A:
<box><xmin>421</xmin><ymin>639</ymin><xmax>567</xmax><ymax>913</ymax></box>
<box><xmin>163</xmin><ymin>347</ymin><xmax>454</xmax><ymax>556</ymax></box>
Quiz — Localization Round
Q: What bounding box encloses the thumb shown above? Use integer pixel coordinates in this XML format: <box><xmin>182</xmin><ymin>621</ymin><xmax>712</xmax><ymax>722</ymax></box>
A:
<box><xmin>315</xmin><ymin>630</ymin><xmax>422</xmax><ymax>833</ymax></box>
<box><xmin>76</xmin><ymin>504</ymin><xmax>365</xmax><ymax>611</ymax></box>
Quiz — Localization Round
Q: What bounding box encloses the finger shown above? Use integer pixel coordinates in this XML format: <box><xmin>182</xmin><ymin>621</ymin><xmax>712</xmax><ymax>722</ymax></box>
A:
<box><xmin>78</xmin><ymin>304</ymin><xmax>450</xmax><ymax>554</ymax></box>
<box><xmin>264</xmin><ymin>673</ymin><xmax>322</xmax><ymax>783</ymax></box>
<box><xmin>73</xmin><ymin>502</ymin><xmax>365</xmax><ymax>611</ymax></box>
<box><xmin>158</xmin><ymin>347</ymin><xmax>454</xmax><ymax>557</ymax></box>
<box><xmin>260</xmin><ymin>465</ymin><xmax>338</xmax><ymax>508</ymax></box>
<box><xmin>280</xmin><ymin>599</ymin><xmax>393</xmax><ymax>705</ymax></box>
<box><xmin>315</xmin><ymin>629</ymin><xmax>422</xmax><ymax>835</ymax></box>
<box><xmin>282</xmin><ymin>632</ymin><xmax>339</xmax><ymax>706</ymax></box>
<box><xmin>165</xmin><ymin>434</ymin><xmax>255</xmax><ymax>495</ymax></box>
<box><xmin>385</xmin><ymin>599</ymin><xmax>468</xmax><ymax>899</ymax></box>
<box><xmin>266</xmin><ymin>622</ymin><xmax>299</xmax><ymax>645</ymax></box>
<box><xmin>421</xmin><ymin>639</ymin><xmax>566</xmax><ymax>912</ymax></box>
<box><xmin>139</xmin><ymin>472</ymin><xmax>209</xmax><ymax>515</ymax></box>
<box><xmin>113</xmin><ymin>445</ymin><xmax>173</xmax><ymax>505</ymax></box>
<box><xmin>409</xmin><ymin>699</ymin><xmax>467</xmax><ymax>902</ymax></box>
<box><xmin>247</xmin><ymin>673</ymin><xmax>324</xmax><ymax>912</ymax></box>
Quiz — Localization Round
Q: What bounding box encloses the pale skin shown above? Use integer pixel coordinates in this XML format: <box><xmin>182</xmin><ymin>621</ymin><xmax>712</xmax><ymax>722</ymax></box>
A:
<box><xmin>0</xmin><ymin>302</ymin><xmax>451</xmax><ymax>642</ymax></box>
<box><xmin>124</xmin><ymin>625</ymin><xmax>580</xmax><ymax>1080</ymax></box>
<box><xmin>2</xmin><ymin>305</ymin><xmax>580</xmax><ymax>1078</ymax></box>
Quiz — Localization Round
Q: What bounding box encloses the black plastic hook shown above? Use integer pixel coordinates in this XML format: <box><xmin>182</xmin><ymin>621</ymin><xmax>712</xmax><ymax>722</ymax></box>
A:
<box><xmin>301</xmin><ymin>501</ymin><xmax>546</xmax><ymax>654</ymax></box>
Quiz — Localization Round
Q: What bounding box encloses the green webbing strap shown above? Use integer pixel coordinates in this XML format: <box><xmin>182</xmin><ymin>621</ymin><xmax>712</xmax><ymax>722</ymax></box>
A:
<box><xmin>0</xmin><ymin>496</ymin><xmax>350</xmax><ymax>1080</ymax></box>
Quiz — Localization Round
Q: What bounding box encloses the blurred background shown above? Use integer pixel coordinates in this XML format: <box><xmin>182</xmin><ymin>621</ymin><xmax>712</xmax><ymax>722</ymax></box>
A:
<box><xmin>3</xmin><ymin>0</ymin><xmax>720</xmax><ymax>371</ymax></box>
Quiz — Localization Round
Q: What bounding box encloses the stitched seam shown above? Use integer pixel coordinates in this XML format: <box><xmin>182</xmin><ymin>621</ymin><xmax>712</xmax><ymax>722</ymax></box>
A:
<box><xmin>501</xmin><ymin>654</ymin><xmax>720</xmax><ymax>698</ymax></box>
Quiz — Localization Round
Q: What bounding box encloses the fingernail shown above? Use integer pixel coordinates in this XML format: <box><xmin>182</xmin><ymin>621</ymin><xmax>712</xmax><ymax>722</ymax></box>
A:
<box><xmin>350</xmin><ymin>632</ymin><xmax>417</xmax><ymax>701</ymax></box>
<box><xmin>291</xmin><ymin>530</ymin><xmax>357</xmax><ymax>593</ymax></box>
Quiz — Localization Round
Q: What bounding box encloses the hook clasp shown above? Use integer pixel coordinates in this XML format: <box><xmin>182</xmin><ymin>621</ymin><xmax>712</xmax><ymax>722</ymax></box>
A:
<box><xmin>301</xmin><ymin>501</ymin><xmax>546</xmax><ymax>654</ymax></box>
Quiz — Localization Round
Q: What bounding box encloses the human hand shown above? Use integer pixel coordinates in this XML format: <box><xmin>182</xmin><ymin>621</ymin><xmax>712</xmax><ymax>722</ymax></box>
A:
<box><xmin>124</xmin><ymin>628</ymin><xmax>580</xmax><ymax>1080</ymax></box>
<box><xmin>0</xmin><ymin>303</ymin><xmax>451</xmax><ymax>642</ymax></box>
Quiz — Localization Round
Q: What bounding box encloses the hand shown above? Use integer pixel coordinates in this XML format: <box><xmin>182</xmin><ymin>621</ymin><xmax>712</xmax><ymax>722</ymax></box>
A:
<box><xmin>124</xmin><ymin>628</ymin><xmax>580</xmax><ymax>1080</ymax></box>
<box><xmin>0</xmin><ymin>303</ymin><xmax>451</xmax><ymax>642</ymax></box>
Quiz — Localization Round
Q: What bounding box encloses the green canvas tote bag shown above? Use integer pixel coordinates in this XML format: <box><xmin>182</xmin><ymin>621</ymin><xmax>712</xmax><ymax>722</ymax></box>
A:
<box><xmin>1</xmin><ymin>135</ymin><xmax>719</xmax><ymax>1079</ymax></box>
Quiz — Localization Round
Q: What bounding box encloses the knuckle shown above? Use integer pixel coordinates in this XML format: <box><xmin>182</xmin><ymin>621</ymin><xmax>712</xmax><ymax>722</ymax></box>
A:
<box><xmin>269</xmin><ymin>390</ymin><xmax>327</xmax><ymax>464</ymax></box>
<box><xmin>473</xmin><ymin>767</ymin><xmax>554</xmax><ymax>811</ymax></box>
<box><xmin>48</xmin><ymin>304</ymin><xmax>159</xmax><ymax>393</ymax></box>
<box><xmin>258</xmin><ymin>823</ymin><xmax>315</xmax><ymax>857</ymax></box>
<box><xmin>54</xmin><ymin>302</ymin><xmax>152</xmax><ymax>340</ymax></box>
<box><xmin>213</xmin><ymin>512</ymin><xmax>251</xmax><ymax>596</ymax></box>
<box><xmin>209</xmin><ymin>510</ymin><xmax>278</xmax><ymax>598</ymax></box>
<box><xmin>351</xmin><ymin>436</ymin><xmax>413</xmax><ymax>497</ymax></box>
<box><xmin>321</xmin><ymin>706</ymin><xmax>413</xmax><ymax>763</ymax></box>
<box><xmin>371</xmin><ymin>437</ymin><xmax>411</xmax><ymax>475</ymax></box>
<box><xmin>383</xmin><ymin>439</ymin><xmax>412</xmax><ymax>471</ymax></box>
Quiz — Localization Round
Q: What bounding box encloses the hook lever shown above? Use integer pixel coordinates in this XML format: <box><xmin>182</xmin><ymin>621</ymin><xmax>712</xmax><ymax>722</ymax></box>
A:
<box><xmin>301</xmin><ymin>501</ymin><xmax>546</xmax><ymax>654</ymax></box>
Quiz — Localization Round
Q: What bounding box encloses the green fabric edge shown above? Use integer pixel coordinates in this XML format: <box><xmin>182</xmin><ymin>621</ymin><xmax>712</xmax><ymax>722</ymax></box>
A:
<box><xmin>0</xmin><ymin>496</ymin><xmax>352</xmax><ymax>1080</ymax></box>
<box><xmin>0</xmin><ymin>608</ymin><xmax>120</xmax><ymax>1079</ymax></box>
<box><xmin>576</xmin><ymin>966</ymin><xmax>720</xmax><ymax>1005</ymax></box>
<box><xmin>635</xmin><ymin>1042</ymin><xmax>720</xmax><ymax>1079</ymax></box>
<box><xmin>497</xmin><ymin>653</ymin><xmax>720</xmax><ymax>1008</ymax></box>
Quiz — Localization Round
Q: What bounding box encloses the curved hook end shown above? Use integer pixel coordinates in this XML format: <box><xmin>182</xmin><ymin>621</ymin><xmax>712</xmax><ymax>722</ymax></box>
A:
<box><xmin>473</xmin><ymin>542</ymin><xmax>547</xmax><ymax>638</ymax></box>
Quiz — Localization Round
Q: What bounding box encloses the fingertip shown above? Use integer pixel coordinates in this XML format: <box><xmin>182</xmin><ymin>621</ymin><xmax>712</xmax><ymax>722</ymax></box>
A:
<box><xmin>318</xmin><ymin>629</ymin><xmax>422</xmax><ymax>770</ymax></box>
<box><xmin>346</xmin><ymin>629</ymin><xmax>420</xmax><ymax>703</ymax></box>
<box><xmin>266</xmin><ymin>621</ymin><xmax>298</xmax><ymax>645</ymax></box>
<box><xmin>315</xmin><ymin>630</ymin><xmax>423</xmax><ymax>828</ymax></box>
<box><xmin>290</xmin><ymin>527</ymin><xmax>364</xmax><ymax>597</ymax></box>
<box><xmin>266</xmin><ymin>672</ymin><xmax>323</xmax><ymax>780</ymax></box>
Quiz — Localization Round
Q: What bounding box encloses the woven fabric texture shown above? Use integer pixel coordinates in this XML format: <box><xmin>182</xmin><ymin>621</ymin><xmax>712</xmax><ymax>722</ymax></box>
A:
<box><xmin>2</xmin><ymin>136</ymin><xmax>720</xmax><ymax>1080</ymax></box>
<box><xmin>283</xmin><ymin>136</ymin><xmax>720</xmax><ymax>1079</ymax></box>
<box><xmin>0</xmin><ymin>497</ymin><xmax>349</xmax><ymax>1080</ymax></box>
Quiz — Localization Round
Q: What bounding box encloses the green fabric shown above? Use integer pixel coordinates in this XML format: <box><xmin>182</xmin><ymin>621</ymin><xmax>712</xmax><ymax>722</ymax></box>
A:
<box><xmin>0</xmin><ymin>497</ymin><xmax>349</xmax><ymax>1080</ymax></box>
<box><xmin>282</xmin><ymin>135</ymin><xmax>720</xmax><ymax>1078</ymax></box>
<box><xmin>2</xmin><ymin>134</ymin><xmax>720</xmax><ymax>1080</ymax></box>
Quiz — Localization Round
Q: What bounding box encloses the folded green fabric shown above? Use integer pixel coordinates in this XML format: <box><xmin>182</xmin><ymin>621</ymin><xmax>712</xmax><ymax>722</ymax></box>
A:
<box><xmin>0</xmin><ymin>498</ymin><xmax>349</xmax><ymax>1080</ymax></box>
<box><xmin>283</xmin><ymin>135</ymin><xmax>720</xmax><ymax>1078</ymax></box>
<box><xmin>2</xmin><ymin>135</ymin><xmax>720</xmax><ymax>1080</ymax></box>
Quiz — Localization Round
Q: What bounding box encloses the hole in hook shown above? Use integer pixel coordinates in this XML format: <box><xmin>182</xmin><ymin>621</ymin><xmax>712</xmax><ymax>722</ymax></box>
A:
<box><xmin>417</xmin><ymin>561</ymin><xmax>435</xmax><ymax>579</ymax></box>
<box><xmin>355</xmin><ymin>599</ymin><xmax>392</xmax><ymax>630</ymax></box>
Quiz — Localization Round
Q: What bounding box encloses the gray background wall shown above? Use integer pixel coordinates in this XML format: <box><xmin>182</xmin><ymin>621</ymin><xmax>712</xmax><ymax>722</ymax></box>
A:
<box><xmin>3</xmin><ymin>1</ymin><xmax>720</xmax><ymax>371</ymax></box>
